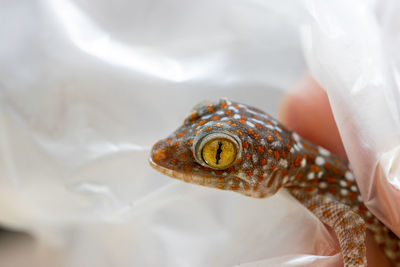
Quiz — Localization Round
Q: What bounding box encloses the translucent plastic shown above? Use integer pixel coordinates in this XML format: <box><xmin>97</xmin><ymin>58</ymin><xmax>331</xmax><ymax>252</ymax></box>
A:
<box><xmin>0</xmin><ymin>0</ymin><xmax>398</xmax><ymax>266</ymax></box>
<box><xmin>303</xmin><ymin>0</ymin><xmax>400</xmax><ymax>237</ymax></box>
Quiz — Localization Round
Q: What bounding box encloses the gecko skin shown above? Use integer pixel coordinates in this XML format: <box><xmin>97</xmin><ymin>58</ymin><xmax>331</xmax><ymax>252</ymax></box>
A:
<box><xmin>149</xmin><ymin>98</ymin><xmax>400</xmax><ymax>266</ymax></box>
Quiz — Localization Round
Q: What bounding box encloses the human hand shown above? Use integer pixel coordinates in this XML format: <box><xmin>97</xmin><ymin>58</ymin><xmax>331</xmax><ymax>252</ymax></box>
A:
<box><xmin>278</xmin><ymin>75</ymin><xmax>392</xmax><ymax>267</ymax></box>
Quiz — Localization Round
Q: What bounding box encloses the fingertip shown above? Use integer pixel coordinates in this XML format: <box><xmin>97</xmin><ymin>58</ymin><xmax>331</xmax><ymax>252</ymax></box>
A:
<box><xmin>278</xmin><ymin>75</ymin><xmax>346</xmax><ymax>159</ymax></box>
<box><xmin>279</xmin><ymin>76</ymin><xmax>391</xmax><ymax>266</ymax></box>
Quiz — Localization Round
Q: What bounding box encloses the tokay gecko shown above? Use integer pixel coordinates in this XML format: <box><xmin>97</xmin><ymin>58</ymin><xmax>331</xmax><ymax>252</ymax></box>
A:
<box><xmin>149</xmin><ymin>98</ymin><xmax>399</xmax><ymax>266</ymax></box>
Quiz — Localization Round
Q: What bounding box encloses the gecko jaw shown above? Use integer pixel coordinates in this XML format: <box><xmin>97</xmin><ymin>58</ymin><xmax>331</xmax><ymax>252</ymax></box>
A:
<box><xmin>149</xmin><ymin>156</ymin><xmax>212</xmax><ymax>186</ymax></box>
<box><xmin>149</xmin><ymin>156</ymin><xmax>264</xmax><ymax>198</ymax></box>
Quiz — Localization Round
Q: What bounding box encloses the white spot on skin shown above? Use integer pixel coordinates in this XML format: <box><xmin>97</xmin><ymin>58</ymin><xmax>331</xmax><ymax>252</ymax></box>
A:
<box><xmin>345</xmin><ymin>171</ymin><xmax>354</xmax><ymax>181</ymax></box>
<box><xmin>228</xmin><ymin>106</ymin><xmax>239</xmax><ymax>113</ymax></box>
<box><xmin>253</xmin><ymin>169</ymin><xmax>259</xmax><ymax>176</ymax></box>
<box><xmin>282</xmin><ymin>176</ymin><xmax>289</xmax><ymax>184</ymax></box>
<box><xmin>307</xmin><ymin>172</ymin><xmax>315</xmax><ymax>180</ymax></box>
<box><xmin>288</xmin><ymin>175</ymin><xmax>296</xmax><ymax>183</ymax></box>
<box><xmin>216</xmin><ymin>110</ymin><xmax>224</xmax><ymax>115</ymax></box>
<box><xmin>220</xmin><ymin>117</ymin><xmax>229</xmax><ymax>121</ymax></box>
<box><xmin>350</xmin><ymin>185</ymin><xmax>357</xmax><ymax>192</ymax></box>
<box><xmin>245</xmin><ymin>109</ymin><xmax>259</xmax><ymax>116</ymax></box>
<box><xmin>237</xmin><ymin>172</ymin><xmax>247</xmax><ymax>180</ymax></box>
<box><xmin>317</xmin><ymin>171</ymin><xmax>324</xmax><ymax>178</ymax></box>
<box><xmin>197</xmin><ymin>121</ymin><xmax>214</xmax><ymax>129</ymax></box>
<box><xmin>301</xmin><ymin>158</ymin><xmax>306</xmax><ymax>168</ymax></box>
<box><xmin>242</xmin><ymin>162</ymin><xmax>250</xmax><ymax>169</ymax></box>
<box><xmin>339</xmin><ymin>180</ymin><xmax>347</xmax><ymax>187</ymax></box>
<box><xmin>250</xmin><ymin>118</ymin><xmax>267</xmax><ymax>127</ymax></box>
<box><xmin>319</xmin><ymin>182</ymin><xmax>328</xmax><ymax>189</ymax></box>
<box><xmin>264</xmin><ymin>124</ymin><xmax>277</xmax><ymax>131</ymax></box>
<box><xmin>237</xmin><ymin>104</ymin><xmax>247</xmax><ymax>109</ymax></box>
<box><xmin>293</xmin><ymin>143</ymin><xmax>304</xmax><ymax>152</ymax></box>
<box><xmin>324</xmin><ymin>195</ymin><xmax>334</xmax><ymax>202</ymax></box>
<box><xmin>252</xmin><ymin>154</ymin><xmax>258</xmax><ymax>164</ymax></box>
<box><xmin>318</xmin><ymin>147</ymin><xmax>330</xmax><ymax>156</ymax></box>
<box><xmin>358</xmin><ymin>195</ymin><xmax>363</xmax><ymax>202</ymax></box>
<box><xmin>222</xmin><ymin>172</ymin><xmax>228</xmax><ymax>176</ymax></box>
<box><xmin>340</xmin><ymin>189</ymin><xmax>348</xmax><ymax>196</ymax></box>
<box><xmin>292</xmin><ymin>133</ymin><xmax>301</xmax><ymax>142</ymax></box>
<box><xmin>201</xmin><ymin>114</ymin><xmax>212</xmax><ymax>120</ymax></box>
<box><xmin>279</xmin><ymin>159</ymin><xmax>288</xmax><ymax>168</ymax></box>
<box><xmin>290</xmin><ymin>148</ymin><xmax>294</xmax><ymax>153</ymax></box>
<box><xmin>315</xmin><ymin>156</ymin><xmax>325</xmax><ymax>166</ymax></box>
<box><xmin>246</xmin><ymin>121</ymin><xmax>255</xmax><ymax>128</ymax></box>
<box><xmin>233</xmin><ymin>114</ymin><xmax>241</xmax><ymax>120</ymax></box>
<box><xmin>260</xmin><ymin>139</ymin><xmax>266</xmax><ymax>146</ymax></box>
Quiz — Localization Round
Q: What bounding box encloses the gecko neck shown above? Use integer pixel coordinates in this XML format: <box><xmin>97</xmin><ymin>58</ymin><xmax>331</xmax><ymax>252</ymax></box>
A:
<box><xmin>283</xmin><ymin>137</ymin><xmax>360</xmax><ymax>207</ymax></box>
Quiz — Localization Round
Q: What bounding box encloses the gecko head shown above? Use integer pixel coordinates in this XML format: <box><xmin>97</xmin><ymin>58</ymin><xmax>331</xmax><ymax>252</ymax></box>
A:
<box><xmin>150</xmin><ymin>98</ymin><xmax>293</xmax><ymax>198</ymax></box>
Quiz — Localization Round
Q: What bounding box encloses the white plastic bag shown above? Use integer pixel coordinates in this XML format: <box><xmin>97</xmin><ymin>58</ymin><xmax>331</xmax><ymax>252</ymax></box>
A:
<box><xmin>0</xmin><ymin>0</ymin><xmax>398</xmax><ymax>266</ymax></box>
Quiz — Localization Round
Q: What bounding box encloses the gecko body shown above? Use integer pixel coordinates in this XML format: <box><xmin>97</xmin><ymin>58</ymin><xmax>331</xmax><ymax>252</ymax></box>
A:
<box><xmin>149</xmin><ymin>98</ymin><xmax>400</xmax><ymax>266</ymax></box>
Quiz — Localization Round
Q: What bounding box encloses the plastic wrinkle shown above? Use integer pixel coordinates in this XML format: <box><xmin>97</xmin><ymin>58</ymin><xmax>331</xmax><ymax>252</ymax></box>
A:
<box><xmin>303</xmin><ymin>0</ymin><xmax>400</xmax><ymax>236</ymax></box>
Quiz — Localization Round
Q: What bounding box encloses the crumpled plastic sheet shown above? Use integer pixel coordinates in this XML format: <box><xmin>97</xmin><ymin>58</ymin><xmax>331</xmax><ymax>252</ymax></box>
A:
<box><xmin>0</xmin><ymin>0</ymin><xmax>399</xmax><ymax>266</ymax></box>
<box><xmin>303</xmin><ymin>0</ymin><xmax>400</xmax><ymax>238</ymax></box>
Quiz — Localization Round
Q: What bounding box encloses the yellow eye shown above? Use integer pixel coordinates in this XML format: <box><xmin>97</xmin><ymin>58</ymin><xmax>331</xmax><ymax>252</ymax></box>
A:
<box><xmin>202</xmin><ymin>138</ymin><xmax>237</xmax><ymax>169</ymax></box>
<box><xmin>193</xmin><ymin>132</ymin><xmax>241</xmax><ymax>170</ymax></box>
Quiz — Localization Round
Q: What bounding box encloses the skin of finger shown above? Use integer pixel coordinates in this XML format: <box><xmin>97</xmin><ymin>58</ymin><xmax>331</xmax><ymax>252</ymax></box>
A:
<box><xmin>278</xmin><ymin>75</ymin><xmax>391</xmax><ymax>267</ymax></box>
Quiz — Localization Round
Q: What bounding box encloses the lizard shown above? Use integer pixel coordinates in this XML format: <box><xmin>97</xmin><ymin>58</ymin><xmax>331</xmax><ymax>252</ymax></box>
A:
<box><xmin>149</xmin><ymin>98</ymin><xmax>400</xmax><ymax>266</ymax></box>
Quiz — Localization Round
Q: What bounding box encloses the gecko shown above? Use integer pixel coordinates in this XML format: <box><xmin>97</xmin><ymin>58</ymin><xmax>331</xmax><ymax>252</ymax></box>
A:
<box><xmin>149</xmin><ymin>98</ymin><xmax>400</xmax><ymax>266</ymax></box>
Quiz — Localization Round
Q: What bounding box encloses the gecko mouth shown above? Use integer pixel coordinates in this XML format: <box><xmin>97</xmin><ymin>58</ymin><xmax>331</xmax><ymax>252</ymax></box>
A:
<box><xmin>148</xmin><ymin>156</ymin><xmax>214</xmax><ymax>186</ymax></box>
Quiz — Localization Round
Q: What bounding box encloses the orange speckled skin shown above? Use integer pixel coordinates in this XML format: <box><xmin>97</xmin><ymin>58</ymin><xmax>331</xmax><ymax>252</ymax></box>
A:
<box><xmin>150</xmin><ymin>99</ymin><xmax>400</xmax><ymax>267</ymax></box>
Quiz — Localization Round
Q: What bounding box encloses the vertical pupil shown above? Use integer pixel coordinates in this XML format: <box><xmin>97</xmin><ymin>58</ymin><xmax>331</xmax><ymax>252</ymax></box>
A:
<box><xmin>215</xmin><ymin>142</ymin><xmax>223</xmax><ymax>164</ymax></box>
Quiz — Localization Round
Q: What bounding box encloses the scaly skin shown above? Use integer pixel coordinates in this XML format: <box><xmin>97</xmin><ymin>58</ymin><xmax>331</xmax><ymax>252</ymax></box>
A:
<box><xmin>149</xmin><ymin>98</ymin><xmax>400</xmax><ymax>266</ymax></box>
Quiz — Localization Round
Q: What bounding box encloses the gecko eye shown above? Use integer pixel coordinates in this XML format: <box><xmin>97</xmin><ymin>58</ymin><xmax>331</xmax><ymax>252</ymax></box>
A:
<box><xmin>202</xmin><ymin>138</ymin><xmax>236</xmax><ymax>169</ymax></box>
<box><xmin>193</xmin><ymin>133</ymin><xmax>240</xmax><ymax>170</ymax></box>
